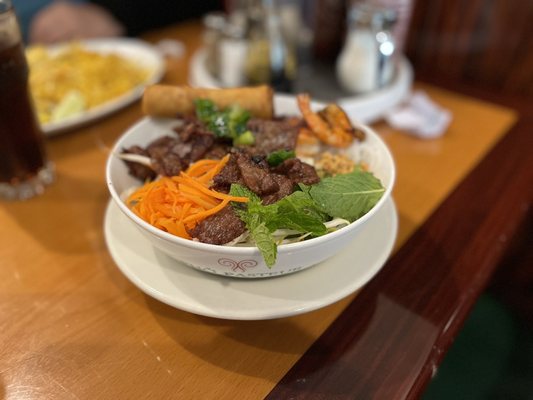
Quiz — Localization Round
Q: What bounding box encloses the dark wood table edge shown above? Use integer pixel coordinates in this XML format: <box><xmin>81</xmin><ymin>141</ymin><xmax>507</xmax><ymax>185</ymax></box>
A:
<box><xmin>266</xmin><ymin>81</ymin><xmax>533</xmax><ymax>399</ymax></box>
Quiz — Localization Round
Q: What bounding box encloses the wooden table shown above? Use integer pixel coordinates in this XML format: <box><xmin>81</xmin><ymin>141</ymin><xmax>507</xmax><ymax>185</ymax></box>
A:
<box><xmin>1</xmin><ymin>21</ymin><xmax>531</xmax><ymax>399</ymax></box>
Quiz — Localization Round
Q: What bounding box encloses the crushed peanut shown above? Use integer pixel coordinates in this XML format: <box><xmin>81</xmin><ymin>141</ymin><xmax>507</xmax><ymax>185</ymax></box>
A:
<box><xmin>315</xmin><ymin>152</ymin><xmax>356</xmax><ymax>177</ymax></box>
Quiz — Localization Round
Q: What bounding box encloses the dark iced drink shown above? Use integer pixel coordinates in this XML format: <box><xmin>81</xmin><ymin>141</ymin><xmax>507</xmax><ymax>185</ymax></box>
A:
<box><xmin>0</xmin><ymin>3</ymin><xmax>53</xmax><ymax>200</ymax></box>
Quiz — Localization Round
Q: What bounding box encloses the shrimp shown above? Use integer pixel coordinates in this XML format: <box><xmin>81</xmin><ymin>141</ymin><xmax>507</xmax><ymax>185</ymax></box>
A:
<box><xmin>297</xmin><ymin>127</ymin><xmax>320</xmax><ymax>146</ymax></box>
<box><xmin>296</xmin><ymin>94</ymin><xmax>356</xmax><ymax>148</ymax></box>
<box><xmin>320</xmin><ymin>104</ymin><xmax>365</xmax><ymax>141</ymax></box>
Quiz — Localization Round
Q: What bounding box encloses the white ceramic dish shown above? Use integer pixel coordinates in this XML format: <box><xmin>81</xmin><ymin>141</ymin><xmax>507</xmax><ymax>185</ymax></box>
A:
<box><xmin>38</xmin><ymin>38</ymin><xmax>165</xmax><ymax>135</ymax></box>
<box><xmin>189</xmin><ymin>48</ymin><xmax>413</xmax><ymax>124</ymax></box>
<box><xmin>104</xmin><ymin>196</ymin><xmax>397</xmax><ymax>320</ymax></box>
<box><xmin>106</xmin><ymin>94</ymin><xmax>395</xmax><ymax>278</ymax></box>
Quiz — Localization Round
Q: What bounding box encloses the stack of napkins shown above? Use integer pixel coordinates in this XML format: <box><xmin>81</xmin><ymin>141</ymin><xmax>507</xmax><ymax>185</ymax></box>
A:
<box><xmin>384</xmin><ymin>91</ymin><xmax>452</xmax><ymax>139</ymax></box>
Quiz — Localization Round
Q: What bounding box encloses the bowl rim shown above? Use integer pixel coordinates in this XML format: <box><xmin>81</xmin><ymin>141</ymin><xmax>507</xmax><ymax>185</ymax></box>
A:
<box><xmin>106</xmin><ymin>105</ymin><xmax>396</xmax><ymax>256</ymax></box>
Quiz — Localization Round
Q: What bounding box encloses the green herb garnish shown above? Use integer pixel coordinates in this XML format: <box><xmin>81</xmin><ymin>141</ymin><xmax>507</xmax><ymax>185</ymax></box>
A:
<box><xmin>233</xmin><ymin>130</ymin><xmax>255</xmax><ymax>146</ymax></box>
<box><xmin>230</xmin><ymin>185</ymin><xmax>278</xmax><ymax>267</ymax></box>
<box><xmin>270</xmin><ymin>191</ymin><xmax>328</xmax><ymax>234</ymax></box>
<box><xmin>266</xmin><ymin>149</ymin><xmax>295</xmax><ymax>166</ymax></box>
<box><xmin>302</xmin><ymin>169</ymin><xmax>385</xmax><ymax>221</ymax></box>
<box><xmin>230</xmin><ymin>184</ymin><xmax>328</xmax><ymax>267</ymax></box>
<box><xmin>194</xmin><ymin>99</ymin><xmax>255</xmax><ymax>146</ymax></box>
<box><xmin>229</xmin><ymin>169</ymin><xmax>385</xmax><ymax>267</ymax></box>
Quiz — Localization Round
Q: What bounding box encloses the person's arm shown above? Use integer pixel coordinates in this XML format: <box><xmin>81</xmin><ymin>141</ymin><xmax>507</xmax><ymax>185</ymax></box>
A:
<box><xmin>28</xmin><ymin>0</ymin><xmax>124</xmax><ymax>44</ymax></box>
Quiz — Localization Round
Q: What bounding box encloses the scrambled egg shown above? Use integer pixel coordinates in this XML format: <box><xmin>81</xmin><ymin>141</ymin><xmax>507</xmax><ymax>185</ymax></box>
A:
<box><xmin>27</xmin><ymin>43</ymin><xmax>151</xmax><ymax>124</ymax></box>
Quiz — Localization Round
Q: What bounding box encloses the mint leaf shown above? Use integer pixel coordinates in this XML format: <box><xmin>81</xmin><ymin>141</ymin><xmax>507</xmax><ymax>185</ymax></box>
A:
<box><xmin>230</xmin><ymin>184</ymin><xmax>278</xmax><ymax>267</ymax></box>
<box><xmin>276</xmin><ymin>190</ymin><xmax>328</xmax><ymax>222</ymax></box>
<box><xmin>229</xmin><ymin>184</ymin><xmax>330</xmax><ymax>266</ymax></box>
<box><xmin>228</xmin><ymin>170</ymin><xmax>384</xmax><ymax>267</ymax></box>
<box><xmin>245</xmin><ymin>214</ymin><xmax>277</xmax><ymax>268</ymax></box>
<box><xmin>268</xmin><ymin>191</ymin><xmax>327</xmax><ymax>235</ymax></box>
<box><xmin>229</xmin><ymin>183</ymin><xmax>259</xmax><ymax>202</ymax></box>
<box><xmin>307</xmin><ymin>170</ymin><xmax>385</xmax><ymax>221</ymax></box>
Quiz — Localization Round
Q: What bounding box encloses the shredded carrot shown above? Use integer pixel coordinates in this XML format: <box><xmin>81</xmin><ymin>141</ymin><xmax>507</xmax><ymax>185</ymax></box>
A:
<box><xmin>183</xmin><ymin>154</ymin><xmax>233</xmax><ymax>184</ymax></box>
<box><xmin>175</xmin><ymin>173</ymin><xmax>248</xmax><ymax>202</ymax></box>
<box><xmin>185</xmin><ymin>158</ymin><xmax>220</xmax><ymax>177</ymax></box>
<box><xmin>126</xmin><ymin>156</ymin><xmax>248</xmax><ymax>240</ymax></box>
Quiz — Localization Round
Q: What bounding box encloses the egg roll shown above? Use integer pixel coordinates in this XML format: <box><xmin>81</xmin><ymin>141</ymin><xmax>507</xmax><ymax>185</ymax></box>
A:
<box><xmin>142</xmin><ymin>85</ymin><xmax>274</xmax><ymax>119</ymax></box>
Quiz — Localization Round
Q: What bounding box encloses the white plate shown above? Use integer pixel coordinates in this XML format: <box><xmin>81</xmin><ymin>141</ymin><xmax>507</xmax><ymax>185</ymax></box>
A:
<box><xmin>38</xmin><ymin>38</ymin><xmax>165</xmax><ymax>135</ymax></box>
<box><xmin>104</xmin><ymin>196</ymin><xmax>398</xmax><ymax>320</ymax></box>
<box><xmin>189</xmin><ymin>48</ymin><xmax>413</xmax><ymax>124</ymax></box>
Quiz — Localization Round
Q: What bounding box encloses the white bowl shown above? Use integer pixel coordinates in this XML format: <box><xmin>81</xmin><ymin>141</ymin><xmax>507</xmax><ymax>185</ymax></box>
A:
<box><xmin>106</xmin><ymin>94</ymin><xmax>396</xmax><ymax>278</ymax></box>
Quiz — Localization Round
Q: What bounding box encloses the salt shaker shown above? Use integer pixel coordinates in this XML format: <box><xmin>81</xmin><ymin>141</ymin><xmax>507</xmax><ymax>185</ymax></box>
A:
<box><xmin>218</xmin><ymin>22</ymin><xmax>248</xmax><ymax>87</ymax></box>
<box><xmin>336</xmin><ymin>3</ymin><xmax>397</xmax><ymax>94</ymax></box>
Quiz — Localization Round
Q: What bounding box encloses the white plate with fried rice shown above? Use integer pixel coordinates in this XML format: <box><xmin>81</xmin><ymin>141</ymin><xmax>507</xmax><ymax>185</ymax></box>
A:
<box><xmin>27</xmin><ymin>38</ymin><xmax>165</xmax><ymax>135</ymax></box>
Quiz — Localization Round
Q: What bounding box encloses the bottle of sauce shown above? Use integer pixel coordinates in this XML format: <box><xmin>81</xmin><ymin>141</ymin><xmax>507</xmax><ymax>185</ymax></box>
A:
<box><xmin>202</xmin><ymin>12</ymin><xmax>227</xmax><ymax>79</ymax></box>
<box><xmin>244</xmin><ymin>0</ymin><xmax>296</xmax><ymax>92</ymax></box>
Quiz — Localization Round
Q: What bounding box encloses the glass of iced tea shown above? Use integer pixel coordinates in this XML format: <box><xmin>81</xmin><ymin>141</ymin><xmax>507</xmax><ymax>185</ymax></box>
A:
<box><xmin>0</xmin><ymin>0</ymin><xmax>53</xmax><ymax>200</ymax></box>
